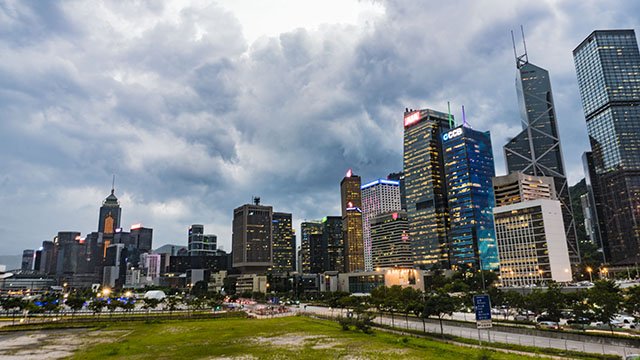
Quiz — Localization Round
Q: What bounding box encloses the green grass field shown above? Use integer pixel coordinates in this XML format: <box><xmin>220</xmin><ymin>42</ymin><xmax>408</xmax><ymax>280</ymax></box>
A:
<box><xmin>69</xmin><ymin>315</ymin><xmax>537</xmax><ymax>359</ymax></box>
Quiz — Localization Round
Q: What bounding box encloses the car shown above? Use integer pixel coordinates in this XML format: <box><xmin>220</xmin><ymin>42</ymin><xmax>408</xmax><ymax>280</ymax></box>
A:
<box><xmin>567</xmin><ymin>317</ymin><xmax>591</xmax><ymax>325</ymax></box>
<box><xmin>538</xmin><ymin>321</ymin><xmax>560</xmax><ymax>330</ymax></box>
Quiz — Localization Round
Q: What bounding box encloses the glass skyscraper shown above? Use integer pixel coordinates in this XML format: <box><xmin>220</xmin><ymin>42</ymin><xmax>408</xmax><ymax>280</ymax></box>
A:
<box><xmin>271</xmin><ymin>212</ymin><xmax>296</xmax><ymax>273</ymax></box>
<box><xmin>573</xmin><ymin>29</ymin><xmax>640</xmax><ymax>265</ymax></box>
<box><xmin>443</xmin><ymin>125</ymin><xmax>499</xmax><ymax>271</ymax></box>
<box><xmin>341</xmin><ymin>170</ymin><xmax>364</xmax><ymax>272</ymax></box>
<box><xmin>403</xmin><ymin>108</ymin><xmax>452</xmax><ymax>269</ymax></box>
<box><xmin>503</xmin><ymin>50</ymin><xmax>579</xmax><ymax>264</ymax></box>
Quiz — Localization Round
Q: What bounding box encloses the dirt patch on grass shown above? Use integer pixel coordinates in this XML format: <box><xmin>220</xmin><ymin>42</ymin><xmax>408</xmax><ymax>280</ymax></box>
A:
<box><xmin>0</xmin><ymin>328</ymin><xmax>124</xmax><ymax>359</ymax></box>
<box><xmin>253</xmin><ymin>333</ymin><xmax>342</xmax><ymax>350</ymax></box>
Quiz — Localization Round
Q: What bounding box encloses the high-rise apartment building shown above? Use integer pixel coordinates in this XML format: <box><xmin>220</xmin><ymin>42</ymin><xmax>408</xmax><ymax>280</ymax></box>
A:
<box><xmin>403</xmin><ymin>108</ymin><xmax>452</xmax><ymax>269</ymax></box>
<box><xmin>361</xmin><ymin>179</ymin><xmax>402</xmax><ymax>271</ymax></box>
<box><xmin>370</xmin><ymin>211</ymin><xmax>413</xmax><ymax>268</ymax></box>
<box><xmin>503</xmin><ymin>44</ymin><xmax>579</xmax><ymax>264</ymax></box>
<box><xmin>494</xmin><ymin>199</ymin><xmax>572</xmax><ymax>287</ymax></box>
<box><xmin>573</xmin><ymin>29</ymin><xmax>640</xmax><ymax>265</ymax></box>
<box><xmin>272</xmin><ymin>212</ymin><xmax>296</xmax><ymax>273</ymax></box>
<box><xmin>188</xmin><ymin>224</ymin><xmax>217</xmax><ymax>256</ymax></box>
<box><xmin>232</xmin><ymin>199</ymin><xmax>273</xmax><ymax>274</ymax></box>
<box><xmin>443</xmin><ymin>125</ymin><xmax>498</xmax><ymax>270</ymax></box>
<box><xmin>341</xmin><ymin>170</ymin><xmax>364</xmax><ymax>272</ymax></box>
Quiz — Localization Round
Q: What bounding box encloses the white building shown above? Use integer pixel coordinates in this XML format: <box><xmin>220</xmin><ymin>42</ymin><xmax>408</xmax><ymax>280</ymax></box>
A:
<box><xmin>494</xmin><ymin>199</ymin><xmax>572</xmax><ymax>287</ymax></box>
<box><xmin>141</xmin><ymin>253</ymin><xmax>161</xmax><ymax>280</ymax></box>
<box><xmin>361</xmin><ymin>179</ymin><xmax>401</xmax><ymax>271</ymax></box>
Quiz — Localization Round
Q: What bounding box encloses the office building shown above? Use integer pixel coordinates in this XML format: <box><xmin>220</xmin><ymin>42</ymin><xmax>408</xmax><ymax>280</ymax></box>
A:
<box><xmin>140</xmin><ymin>253</ymin><xmax>161</xmax><ymax>280</ymax></box>
<box><xmin>493</xmin><ymin>172</ymin><xmax>556</xmax><ymax>207</ymax></box>
<box><xmin>188</xmin><ymin>224</ymin><xmax>217</xmax><ymax>256</ymax></box>
<box><xmin>341</xmin><ymin>170</ymin><xmax>364</xmax><ymax>272</ymax></box>
<box><xmin>361</xmin><ymin>179</ymin><xmax>402</xmax><ymax>271</ymax></box>
<box><xmin>403</xmin><ymin>108</ymin><xmax>452</xmax><ymax>269</ymax></box>
<box><xmin>232</xmin><ymin>199</ymin><xmax>273</xmax><ymax>274</ymax></box>
<box><xmin>503</xmin><ymin>43</ymin><xmax>579</xmax><ymax>264</ymax></box>
<box><xmin>443</xmin><ymin>125</ymin><xmax>498</xmax><ymax>270</ymax></box>
<box><xmin>98</xmin><ymin>186</ymin><xmax>121</xmax><ymax>235</ymax></box>
<box><xmin>573</xmin><ymin>30</ymin><xmax>640</xmax><ymax>265</ymax></box>
<box><xmin>21</xmin><ymin>249</ymin><xmax>35</xmax><ymax>271</ymax></box>
<box><xmin>300</xmin><ymin>221</ymin><xmax>322</xmax><ymax>273</ymax></box>
<box><xmin>581</xmin><ymin>152</ymin><xmax>607</xmax><ymax>256</ymax></box>
<box><xmin>323</xmin><ymin>216</ymin><xmax>344</xmax><ymax>272</ymax></box>
<box><xmin>130</xmin><ymin>224</ymin><xmax>153</xmax><ymax>253</ymax></box>
<box><xmin>494</xmin><ymin>199</ymin><xmax>572</xmax><ymax>287</ymax></box>
<box><xmin>387</xmin><ymin>172</ymin><xmax>407</xmax><ymax>210</ymax></box>
<box><xmin>370</xmin><ymin>211</ymin><xmax>413</xmax><ymax>268</ymax></box>
<box><xmin>272</xmin><ymin>212</ymin><xmax>296</xmax><ymax>273</ymax></box>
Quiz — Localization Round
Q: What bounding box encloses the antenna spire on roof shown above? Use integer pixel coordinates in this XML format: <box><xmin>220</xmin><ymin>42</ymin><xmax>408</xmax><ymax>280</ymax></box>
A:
<box><xmin>447</xmin><ymin>101</ymin><xmax>454</xmax><ymax>128</ymax></box>
<box><xmin>462</xmin><ymin>105</ymin><xmax>471</xmax><ymax>128</ymax></box>
<box><xmin>111</xmin><ymin>174</ymin><xmax>115</xmax><ymax>194</ymax></box>
<box><xmin>511</xmin><ymin>25</ymin><xmax>529</xmax><ymax>68</ymax></box>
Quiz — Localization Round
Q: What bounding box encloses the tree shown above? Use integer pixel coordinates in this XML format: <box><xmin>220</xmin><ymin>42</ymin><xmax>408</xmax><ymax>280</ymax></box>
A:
<box><xmin>425</xmin><ymin>291</ymin><xmax>458</xmax><ymax>337</ymax></box>
<box><xmin>400</xmin><ymin>287</ymin><xmax>421</xmax><ymax>328</ymax></box>
<box><xmin>88</xmin><ymin>299</ymin><xmax>106</xmax><ymax>319</ymax></box>
<box><xmin>589</xmin><ymin>280</ymin><xmax>623</xmax><ymax>333</ymax></box>
<box><xmin>66</xmin><ymin>294</ymin><xmax>86</xmax><ymax>319</ymax></box>
<box><xmin>624</xmin><ymin>286</ymin><xmax>640</xmax><ymax>321</ymax></box>
<box><xmin>142</xmin><ymin>298</ymin><xmax>161</xmax><ymax>312</ymax></box>
<box><xmin>107</xmin><ymin>297</ymin><xmax>122</xmax><ymax>318</ymax></box>
<box><xmin>165</xmin><ymin>295</ymin><xmax>181</xmax><ymax>316</ymax></box>
<box><xmin>542</xmin><ymin>282</ymin><xmax>565</xmax><ymax>322</ymax></box>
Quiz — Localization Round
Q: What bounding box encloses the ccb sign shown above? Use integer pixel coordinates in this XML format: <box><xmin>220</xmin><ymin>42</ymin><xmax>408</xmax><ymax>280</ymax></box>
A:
<box><xmin>442</xmin><ymin>127</ymin><xmax>463</xmax><ymax>141</ymax></box>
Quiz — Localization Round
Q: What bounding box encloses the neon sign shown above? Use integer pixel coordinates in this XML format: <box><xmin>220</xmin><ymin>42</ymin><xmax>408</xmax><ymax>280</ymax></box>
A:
<box><xmin>442</xmin><ymin>127</ymin><xmax>463</xmax><ymax>141</ymax></box>
<box><xmin>404</xmin><ymin>111</ymin><xmax>421</xmax><ymax>127</ymax></box>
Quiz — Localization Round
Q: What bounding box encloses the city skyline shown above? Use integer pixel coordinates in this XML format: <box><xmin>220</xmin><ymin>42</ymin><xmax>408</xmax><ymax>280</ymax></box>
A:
<box><xmin>1</xmin><ymin>2</ymin><xmax>639</xmax><ymax>255</ymax></box>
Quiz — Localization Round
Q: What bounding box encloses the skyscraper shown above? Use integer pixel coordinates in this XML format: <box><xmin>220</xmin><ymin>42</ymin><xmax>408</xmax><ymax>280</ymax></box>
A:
<box><xmin>493</xmin><ymin>172</ymin><xmax>556</xmax><ymax>207</ymax></box>
<box><xmin>573</xmin><ymin>30</ymin><xmax>640</xmax><ymax>265</ymax></box>
<box><xmin>232</xmin><ymin>199</ymin><xmax>273</xmax><ymax>274</ymax></box>
<box><xmin>188</xmin><ymin>224</ymin><xmax>217</xmax><ymax>256</ymax></box>
<box><xmin>387</xmin><ymin>172</ymin><xmax>406</xmax><ymax>210</ymax></box>
<box><xmin>581</xmin><ymin>151</ymin><xmax>607</xmax><ymax>259</ymax></box>
<box><xmin>361</xmin><ymin>179</ymin><xmax>402</xmax><ymax>271</ymax></box>
<box><xmin>503</xmin><ymin>39</ymin><xmax>579</xmax><ymax>264</ymax></box>
<box><xmin>443</xmin><ymin>125</ymin><xmax>498</xmax><ymax>271</ymax></box>
<box><xmin>98</xmin><ymin>187</ymin><xmax>121</xmax><ymax>235</ymax></box>
<box><xmin>322</xmin><ymin>216</ymin><xmax>344</xmax><ymax>272</ymax></box>
<box><xmin>272</xmin><ymin>212</ymin><xmax>296</xmax><ymax>273</ymax></box>
<box><xmin>300</xmin><ymin>221</ymin><xmax>322</xmax><ymax>273</ymax></box>
<box><xmin>21</xmin><ymin>249</ymin><xmax>35</xmax><ymax>270</ymax></box>
<box><xmin>341</xmin><ymin>170</ymin><xmax>364</xmax><ymax>272</ymax></box>
<box><xmin>403</xmin><ymin>108</ymin><xmax>452</xmax><ymax>269</ymax></box>
<box><xmin>370</xmin><ymin>211</ymin><xmax>413</xmax><ymax>269</ymax></box>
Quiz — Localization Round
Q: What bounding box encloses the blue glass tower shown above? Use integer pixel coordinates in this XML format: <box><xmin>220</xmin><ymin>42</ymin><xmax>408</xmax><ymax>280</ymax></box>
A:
<box><xmin>443</xmin><ymin>125</ymin><xmax>499</xmax><ymax>271</ymax></box>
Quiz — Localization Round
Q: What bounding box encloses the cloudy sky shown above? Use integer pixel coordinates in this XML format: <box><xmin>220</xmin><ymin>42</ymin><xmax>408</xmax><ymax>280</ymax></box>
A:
<box><xmin>1</xmin><ymin>0</ymin><xmax>638</xmax><ymax>256</ymax></box>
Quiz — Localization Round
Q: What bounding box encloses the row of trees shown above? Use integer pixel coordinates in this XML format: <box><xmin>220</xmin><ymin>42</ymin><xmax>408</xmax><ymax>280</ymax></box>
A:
<box><xmin>318</xmin><ymin>279</ymin><xmax>640</xmax><ymax>335</ymax></box>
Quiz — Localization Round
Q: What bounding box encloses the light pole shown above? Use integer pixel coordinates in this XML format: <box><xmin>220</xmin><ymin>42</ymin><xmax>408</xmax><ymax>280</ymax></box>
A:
<box><xmin>587</xmin><ymin>267</ymin><xmax>593</xmax><ymax>283</ymax></box>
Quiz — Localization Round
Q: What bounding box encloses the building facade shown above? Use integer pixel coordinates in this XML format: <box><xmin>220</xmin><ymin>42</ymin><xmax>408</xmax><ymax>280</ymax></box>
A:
<box><xmin>272</xmin><ymin>212</ymin><xmax>296</xmax><ymax>273</ymax></box>
<box><xmin>21</xmin><ymin>249</ymin><xmax>35</xmax><ymax>271</ymax></box>
<box><xmin>573</xmin><ymin>29</ymin><xmax>640</xmax><ymax>265</ymax></box>
<box><xmin>361</xmin><ymin>179</ymin><xmax>402</xmax><ymax>271</ymax></box>
<box><xmin>188</xmin><ymin>224</ymin><xmax>217</xmax><ymax>256</ymax></box>
<box><xmin>403</xmin><ymin>108</ymin><xmax>452</xmax><ymax>269</ymax></box>
<box><xmin>323</xmin><ymin>216</ymin><xmax>344</xmax><ymax>272</ymax></box>
<box><xmin>503</xmin><ymin>49</ymin><xmax>579</xmax><ymax>264</ymax></box>
<box><xmin>493</xmin><ymin>172</ymin><xmax>556</xmax><ymax>207</ymax></box>
<box><xmin>443</xmin><ymin>125</ymin><xmax>498</xmax><ymax>270</ymax></box>
<box><xmin>300</xmin><ymin>221</ymin><xmax>322</xmax><ymax>274</ymax></box>
<box><xmin>341</xmin><ymin>170</ymin><xmax>364</xmax><ymax>272</ymax></box>
<box><xmin>232</xmin><ymin>201</ymin><xmax>273</xmax><ymax>274</ymax></box>
<box><xmin>370</xmin><ymin>211</ymin><xmax>413</xmax><ymax>268</ymax></box>
<box><xmin>494</xmin><ymin>199</ymin><xmax>572</xmax><ymax>287</ymax></box>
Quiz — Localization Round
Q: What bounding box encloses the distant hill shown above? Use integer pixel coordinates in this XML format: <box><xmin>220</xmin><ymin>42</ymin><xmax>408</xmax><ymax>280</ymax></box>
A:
<box><xmin>153</xmin><ymin>244</ymin><xmax>187</xmax><ymax>255</ymax></box>
<box><xmin>0</xmin><ymin>254</ymin><xmax>21</xmax><ymax>271</ymax></box>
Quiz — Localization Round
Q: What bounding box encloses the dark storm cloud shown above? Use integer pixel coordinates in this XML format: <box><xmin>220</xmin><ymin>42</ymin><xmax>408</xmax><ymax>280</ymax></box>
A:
<box><xmin>0</xmin><ymin>0</ymin><xmax>638</xmax><ymax>254</ymax></box>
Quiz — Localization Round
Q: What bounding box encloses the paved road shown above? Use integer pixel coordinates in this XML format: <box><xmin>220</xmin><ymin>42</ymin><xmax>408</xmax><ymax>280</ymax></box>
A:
<box><xmin>299</xmin><ymin>305</ymin><xmax>640</xmax><ymax>358</ymax></box>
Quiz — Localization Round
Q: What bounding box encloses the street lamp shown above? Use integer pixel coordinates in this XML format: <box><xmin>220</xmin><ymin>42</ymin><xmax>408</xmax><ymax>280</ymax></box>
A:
<box><xmin>586</xmin><ymin>267</ymin><xmax>593</xmax><ymax>282</ymax></box>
